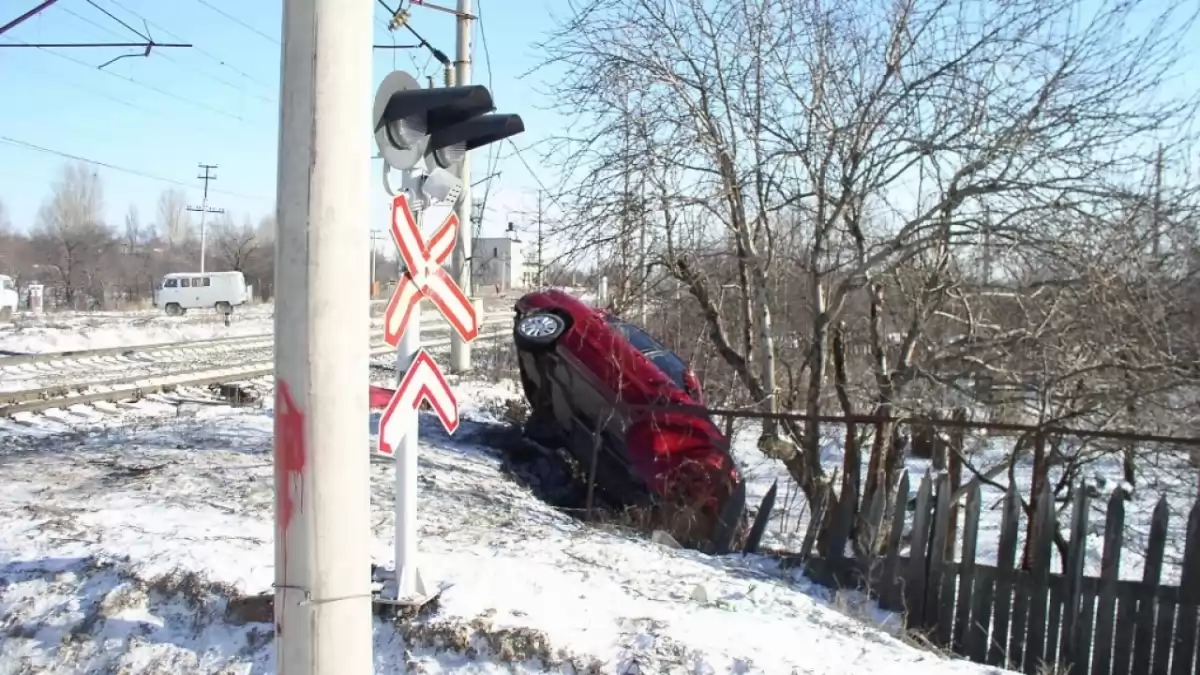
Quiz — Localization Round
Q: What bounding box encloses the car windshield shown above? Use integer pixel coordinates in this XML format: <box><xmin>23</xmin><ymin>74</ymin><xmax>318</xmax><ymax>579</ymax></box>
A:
<box><xmin>605</xmin><ymin>316</ymin><xmax>691</xmax><ymax>391</ymax></box>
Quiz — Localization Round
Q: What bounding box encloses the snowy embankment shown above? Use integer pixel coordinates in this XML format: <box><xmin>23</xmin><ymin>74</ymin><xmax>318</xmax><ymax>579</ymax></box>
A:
<box><xmin>0</xmin><ymin>378</ymin><xmax>1015</xmax><ymax>674</ymax></box>
<box><xmin>0</xmin><ymin>305</ymin><xmax>276</xmax><ymax>355</ymax></box>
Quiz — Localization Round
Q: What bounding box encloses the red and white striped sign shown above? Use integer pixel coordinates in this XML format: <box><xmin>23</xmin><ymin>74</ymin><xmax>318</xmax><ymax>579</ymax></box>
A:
<box><xmin>377</xmin><ymin>349</ymin><xmax>459</xmax><ymax>456</ymax></box>
<box><xmin>382</xmin><ymin>193</ymin><xmax>479</xmax><ymax>345</ymax></box>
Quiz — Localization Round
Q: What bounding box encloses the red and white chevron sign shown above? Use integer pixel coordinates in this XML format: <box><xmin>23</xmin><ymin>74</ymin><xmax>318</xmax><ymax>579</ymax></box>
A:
<box><xmin>382</xmin><ymin>193</ymin><xmax>479</xmax><ymax>345</ymax></box>
<box><xmin>377</xmin><ymin>350</ymin><xmax>460</xmax><ymax>456</ymax></box>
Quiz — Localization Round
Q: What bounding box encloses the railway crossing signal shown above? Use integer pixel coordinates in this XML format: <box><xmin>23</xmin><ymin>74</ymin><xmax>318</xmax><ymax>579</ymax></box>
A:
<box><xmin>373</xmin><ymin>70</ymin><xmax>525</xmax><ymax>177</ymax></box>
<box><xmin>381</xmin><ymin>193</ymin><xmax>478</xmax><ymax>346</ymax></box>
<box><xmin>373</xmin><ymin>69</ymin><xmax>523</xmax><ymax>606</ymax></box>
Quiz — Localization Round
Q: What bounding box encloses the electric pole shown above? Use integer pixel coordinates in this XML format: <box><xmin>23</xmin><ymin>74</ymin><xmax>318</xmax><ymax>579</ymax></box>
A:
<box><xmin>188</xmin><ymin>163</ymin><xmax>224</xmax><ymax>273</ymax></box>
<box><xmin>449</xmin><ymin>0</ymin><xmax>474</xmax><ymax>374</ymax></box>
<box><xmin>274</xmin><ymin>0</ymin><xmax>373</xmax><ymax>672</ymax></box>
<box><xmin>369</xmin><ymin>230</ymin><xmax>388</xmax><ymax>295</ymax></box>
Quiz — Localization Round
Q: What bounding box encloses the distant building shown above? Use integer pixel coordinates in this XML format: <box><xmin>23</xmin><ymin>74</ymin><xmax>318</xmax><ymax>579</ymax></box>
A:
<box><xmin>434</xmin><ymin>236</ymin><xmax>542</xmax><ymax>293</ymax></box>
<box><xmin>471</xmin><ymin>237</ymin><xmax>526</xmax><ymax>292</ymax></box>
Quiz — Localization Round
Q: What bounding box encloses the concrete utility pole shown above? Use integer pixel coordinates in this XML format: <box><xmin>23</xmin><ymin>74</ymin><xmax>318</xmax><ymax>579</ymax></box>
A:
<box><xmin>187</xmin><ymin>163</ymin><xmax>224</xmax><ymax>274</ymax></box>
<box><xmin>369</xmin><ymin>230</ymin><xmax>388</xmax><ymax>295</ymax></box>
<box><xmin>274</xmin><ymin>0</ymin><xmax>373</xmax><ymax>672</ymax></box>
<box><xmin>449</xmin><ymin>0</ymin><xmax>474</xmax><ymax>373</ymax></box>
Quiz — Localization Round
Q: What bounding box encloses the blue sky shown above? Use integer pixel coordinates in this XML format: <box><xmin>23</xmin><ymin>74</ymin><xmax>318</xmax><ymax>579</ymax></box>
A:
<box><xmin>0</xmin><ymin>0</ymin><xmax>561</xmax><ymax>240</ymax></box>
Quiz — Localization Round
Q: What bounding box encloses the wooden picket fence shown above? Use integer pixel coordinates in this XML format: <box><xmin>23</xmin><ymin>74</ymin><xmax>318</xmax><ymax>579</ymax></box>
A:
<box><xmin>795</xmin><ymin>472</ymin><xmax>1200</xmax><ymax>675</ymax></box>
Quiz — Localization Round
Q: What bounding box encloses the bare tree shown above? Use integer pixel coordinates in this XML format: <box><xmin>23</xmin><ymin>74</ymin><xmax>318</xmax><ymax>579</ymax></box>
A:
<box><xmin>0</xmin><ymin>199</ymin><xmax>26</xmax><ymax>280</ymax></box>
<box><xmin>31</xmin><ymin>162</ymin><xmax>117</xmax><ymax>307</ymax></box>
<box><xmin>538</xmin><ymin>0</ymin><xmax>1200</xmax><ymax>520</ymax></box>
<box><xmin>156</xmin><ymin>188</ymin><xmax>193</xmax><ymax>251</ymax></box>
<box><xmin>212</xmin><ymin>214</ymin><xmax>265</xmax><ymax>272</ymax></box>
<box><xmin>118</xmin><ymin>204</ymin><xmax>156</xmax><ymax>300</ymax></box>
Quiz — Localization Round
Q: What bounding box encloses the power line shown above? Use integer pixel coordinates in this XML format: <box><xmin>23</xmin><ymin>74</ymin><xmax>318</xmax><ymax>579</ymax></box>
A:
<box><xmin>194</xmin><ymin>0</ymin><xmax>277</xmax><ymax>45</ymax></box>
<box><xmin>0</xmin><ymin>134</ymin><xmax>270</xmax><ymax>202</ymax></box>
<box><xmin>56</xmin><ymin>2</ymin><xmax>257</xmax><ymax>99</ymax></box>
<box><xmin>507</xmin><ymin>138</ymin><xmax>559</xmax><ymax>208</ymax></box>
<box><xmin>475</xmin><ymin>0</ymin><xmax>500</xmax><ymax>239</ymax></box>
<box><xmin>3</xmin><ymin>34</ymin><xmax>258</xmax><ymax>124</ymax></box>
<box><xmin>106</xmin><ymin>0</ymin><xmax>276</xmax><ymax>91</ymax></box>
<box><xmin>0</xmin><ymin>0</ymin><xmax>192</xmax><ymax>67</ymax></box>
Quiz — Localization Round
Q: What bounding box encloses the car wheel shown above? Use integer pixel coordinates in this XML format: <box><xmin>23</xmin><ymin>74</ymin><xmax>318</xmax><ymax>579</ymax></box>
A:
<box><xmin>514</xmin><ymin>312</ymin><xmax>565</xmax><ymax>350</ymax></box>
<box><xmin>0</xmin><ymin>307</ymin><xmax>11</xmax><ymax>322</ymax></box>
<box><xmin>165</xmin><ymin>303</ymin><xmax>183</xmax><ymax>317</ymax></box>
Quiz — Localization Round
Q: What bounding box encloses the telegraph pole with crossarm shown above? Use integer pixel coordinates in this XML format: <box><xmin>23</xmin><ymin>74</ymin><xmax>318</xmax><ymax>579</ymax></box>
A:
<box><xmin>187</xmin><ymin>163</ymin><xmax>224</xmax><ymax>274</ymax></box>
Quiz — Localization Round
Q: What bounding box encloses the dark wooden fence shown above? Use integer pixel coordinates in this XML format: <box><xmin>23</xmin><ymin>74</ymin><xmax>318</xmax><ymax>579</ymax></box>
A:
<box><xmin>793</xmin><ymin>471</ymin><xmax>1200</xmax><ymax>675</ymax></box>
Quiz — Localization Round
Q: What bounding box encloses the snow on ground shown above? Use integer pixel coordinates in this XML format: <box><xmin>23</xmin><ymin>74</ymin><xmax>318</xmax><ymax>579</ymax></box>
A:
<box><xmin>730</xmin><ymin>421</ymin><xmax>1200</xmax><ymax>585</ymax></box>
<box><xmin>0</xmin><ymin>305</ymin><xmax>276</xmax><ymax>355</ymax></box>
<box><xmin>0</xmin><ymin>376</ymin><xmax>1016</xmax><ymax>674</ymax></box>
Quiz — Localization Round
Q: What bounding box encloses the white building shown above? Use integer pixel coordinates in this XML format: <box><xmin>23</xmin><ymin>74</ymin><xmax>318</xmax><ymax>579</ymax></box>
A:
<box><xmin>470</xmin><ymin>237</ymin><xmax>537</xmax><ymax>292</ymax></box>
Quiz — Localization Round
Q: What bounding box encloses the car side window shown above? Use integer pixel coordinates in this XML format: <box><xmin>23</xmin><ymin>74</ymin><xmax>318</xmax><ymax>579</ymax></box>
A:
<box><xmin>606</xmin><ymin>316</ymin><xmax>691</xmax><ymax>391</ymax></box>
<box><xmin>607</xmin><ymin>317</ymin><xmax>667</xmax><ymax>353</ymax></box>
<box><xmin>164</xmin><ymin>279</ymin><xmax>178</xmax><ymax>288</ymax></box>
<box><xmin>649</xmin><ymin>351</ymin><xmax>690</xmax><ymax>392</ymax></box>
<box><xmin>202</xmin><ymin>277</ymin><xmax>212</xmax><ymax>287</ymax></box>
<box><xmin>181</xmin><ymin>278</ymin><xmax>191</xmax><ymax>288</ymax></box>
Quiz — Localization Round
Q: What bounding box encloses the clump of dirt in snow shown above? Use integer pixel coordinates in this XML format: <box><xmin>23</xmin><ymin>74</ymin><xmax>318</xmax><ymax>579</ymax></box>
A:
<box><xmin>400</xmin><ymin>609</ymin><xmax>606</xmax><ymax>673</ymax></box>
<box><xmin>0</xmin><ymin>555</ymin><xmax>267</xmax><ymax>674</ymax></box>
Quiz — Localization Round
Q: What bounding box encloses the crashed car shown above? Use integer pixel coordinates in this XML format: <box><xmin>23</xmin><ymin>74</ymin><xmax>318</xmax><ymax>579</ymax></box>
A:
<box><xmin>512</xmin><ymin>289</ymin><xmax>773</xmax><ymax>552</ymax></box>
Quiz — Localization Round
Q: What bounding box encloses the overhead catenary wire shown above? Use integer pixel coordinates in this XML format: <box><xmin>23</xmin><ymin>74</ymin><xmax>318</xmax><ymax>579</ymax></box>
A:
<box><xmin>507</xmin><ymin>138</ymin><xmax>562</xmax><ymax>211</ymax></box>
<box><xmin>193</xmin><ymin>0</ymin><xmax>278</xmax><ymax>45</ymax></box>
<box><xmin>0</xmin><ymin>134</ymin><xmax>272</xmax><ymax>202</ymax></box>
<box><xmin>474</xmin><ymin>0</ymin><xmax>501</xmax><ymax>239</ymax></box>
<box><xmin>106</xmin><ymin>0</ymin><xmax>277</xmax><ymax>91</ymax></box>
<box><xmin>56</xmin><ymin>1</ymin><xmax>271</xmax><ymax>103</ymax></box>
<box><xmin>0</xmin><ymin>1</ymin><xmax>191</xmax><ymax>61</ymax></box>
<box><xmin>2</xmin><ymin>34</ymin><xmax>260</xmax><ymax>124</ymax></box>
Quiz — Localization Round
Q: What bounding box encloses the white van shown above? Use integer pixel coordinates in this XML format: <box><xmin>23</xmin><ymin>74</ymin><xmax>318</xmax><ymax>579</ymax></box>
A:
<box><xmin>154</xmin><ymin>271</ymin><xmax>249</xmax><ymax>316</ymax></box>
<box><xmin>0</xmin><ymin>275</ymin><xmax>17</xmax><ymax>321</ymax></box>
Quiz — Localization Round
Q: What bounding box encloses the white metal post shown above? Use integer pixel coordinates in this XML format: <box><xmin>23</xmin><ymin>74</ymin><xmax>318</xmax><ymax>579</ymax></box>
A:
<box><xmin>274</xmin><ymin>0</ymin><xmax>373</xmax><ymax>672</ymax></box>
<box><xmin>449</xmin><ymin>0</ymin><xmax>474</xmax><ymax>374</ymax></box>
<box><xmin>388</xmin><ymin>169</ymin><xmax>428</xmax><ymax>602</ymax></box>
<box><xmin>394</xmin><ymin>280</ymin><xmax>425</xmax><ymax>599</ymax></box>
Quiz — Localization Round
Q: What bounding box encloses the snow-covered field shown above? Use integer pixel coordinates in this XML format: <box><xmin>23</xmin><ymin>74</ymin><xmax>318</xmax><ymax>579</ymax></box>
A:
<box><xmin>0</xmin><ymin>305</ymin><xmax>276</xmax><ymax>355</ymax></box>
<box><xmin>0</xmin><ymin>371</ymin><xmax>1016</xmax><ymax>674</ymax></box>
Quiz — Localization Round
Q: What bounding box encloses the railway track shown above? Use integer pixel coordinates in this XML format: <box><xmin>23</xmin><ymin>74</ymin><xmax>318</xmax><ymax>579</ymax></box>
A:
<box><xmin>0</xmin><ymin>312</ymin><xmax>511</xmax><ymax>392</ymax></box>
<box><xmin>0</xmin><ymin>327</ymin><xmax>511</xmax><ymax>418</ymax></box>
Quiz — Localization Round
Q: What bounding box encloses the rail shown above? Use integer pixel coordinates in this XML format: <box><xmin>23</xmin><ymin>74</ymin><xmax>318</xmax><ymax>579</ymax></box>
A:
<box><xmin>0</xmin><ymin>311</ymin><xmax>512</xmax><ymax>368</ymax></box>
<box><xmin>0</xmin><ymin>327</ymin><xmax>510</xmax><ymax>417</ymax></box>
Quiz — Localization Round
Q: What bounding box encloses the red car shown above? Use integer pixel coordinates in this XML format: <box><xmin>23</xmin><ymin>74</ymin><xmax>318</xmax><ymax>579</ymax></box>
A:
<box><xmin>513</xmin><ymin>289</ymin><xmax>769</xmax><ymax>552</ymax></box>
